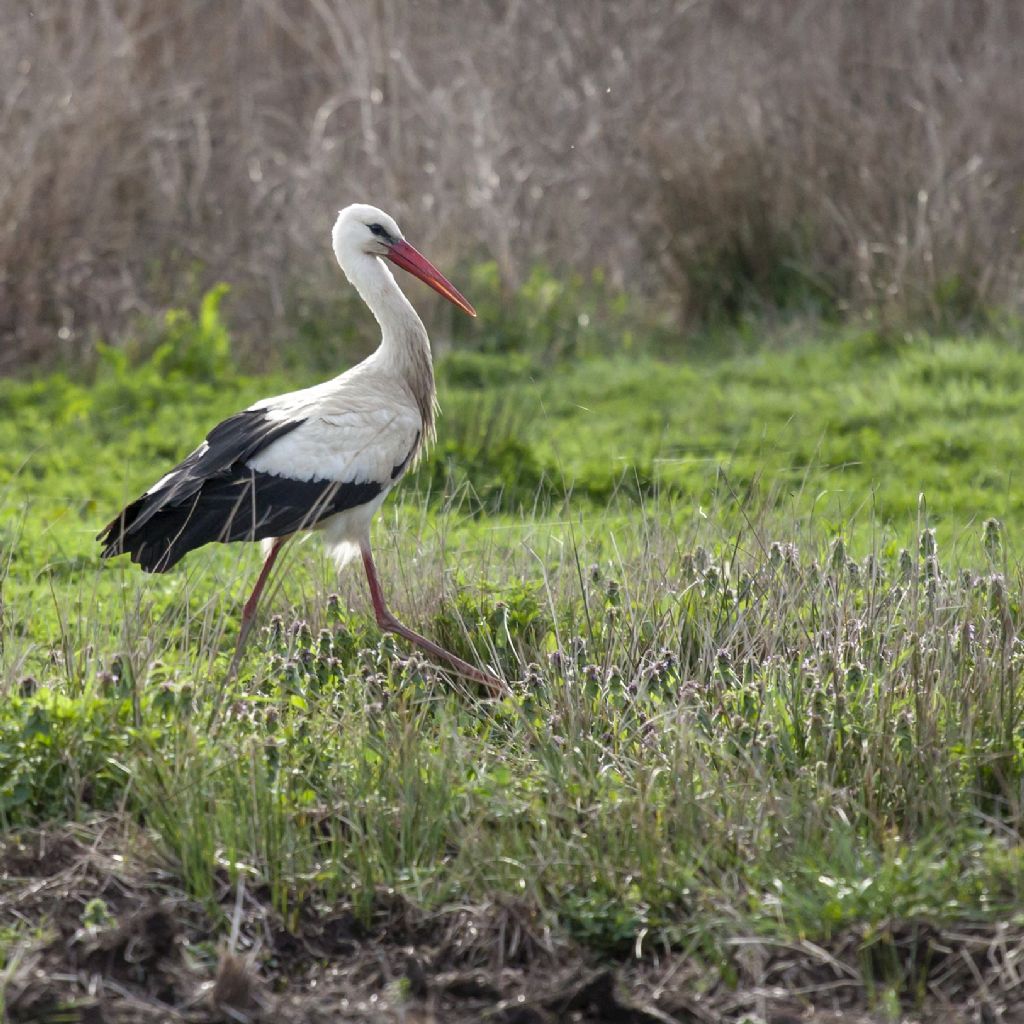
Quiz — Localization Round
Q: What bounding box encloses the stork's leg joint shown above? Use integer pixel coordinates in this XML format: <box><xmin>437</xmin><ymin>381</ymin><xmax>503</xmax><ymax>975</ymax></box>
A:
<box><xmin>376</xmin><ymin>610</ymin><xmax>401</xmax><ymax>634</ymax></box>
<box><xmin>368</xmin><ymin>594</ymin><xmax>399</xmax><ymax>633</ymax></box>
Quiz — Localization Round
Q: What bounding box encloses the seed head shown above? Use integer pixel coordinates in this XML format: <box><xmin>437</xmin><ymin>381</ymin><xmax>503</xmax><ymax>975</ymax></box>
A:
<box><xmin>267</xmin><ymin>615</ymin><xmax>284</xmax><ymax>644</ymax></box>
<box><xmin>983</xmin><ymin>517</ymin><xmax>1003</xmax><ymax>560</ymax></box>
<box><xmin>898</xmin><ymin>548</ymin><xmax>914</xmax><ymax>581</ymax></box>
<box><xmin>919</xmin><ymin>528</ymin><xmax>937</xmax><ymax>560</ymax></box>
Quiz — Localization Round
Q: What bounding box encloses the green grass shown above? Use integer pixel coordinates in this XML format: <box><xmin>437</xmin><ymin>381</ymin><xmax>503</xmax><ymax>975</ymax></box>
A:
<box><xmin>1</xmin><ymin>307</ymin><xmax>1023</xmax><ymax>978</ymax></box>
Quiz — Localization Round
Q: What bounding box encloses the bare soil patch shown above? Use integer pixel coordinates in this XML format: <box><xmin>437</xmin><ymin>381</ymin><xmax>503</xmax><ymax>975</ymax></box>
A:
<box><xmin>1</xmin><ymin>822</ymin><xmax>1017</xmax><ymax>1023</ymax></box>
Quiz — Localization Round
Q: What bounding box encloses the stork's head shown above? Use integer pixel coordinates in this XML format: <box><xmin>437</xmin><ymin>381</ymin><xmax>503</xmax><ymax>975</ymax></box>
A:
<box><xmin>332</xmin><ymin>203</ymin><xmax>476</xmax><ymax>317</ymax></box>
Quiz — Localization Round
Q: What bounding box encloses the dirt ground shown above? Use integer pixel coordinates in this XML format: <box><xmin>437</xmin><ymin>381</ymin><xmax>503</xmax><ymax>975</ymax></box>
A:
<box><xmin>1</xmin><ymin>822</ymin><xmax>1018</xmax><ymax>1023</ymax></box>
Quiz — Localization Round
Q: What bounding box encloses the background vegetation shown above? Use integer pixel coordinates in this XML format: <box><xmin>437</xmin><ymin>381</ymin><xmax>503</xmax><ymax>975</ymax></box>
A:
<box><xmin>3</xmin><ymin>0</ymin><xmax>1024</xmax><ymax>369</ymax></box>
<box><xmin>2</xmin><ymin>288</ymin><xmax>1024</xmax><ymax>1018</ymax></box>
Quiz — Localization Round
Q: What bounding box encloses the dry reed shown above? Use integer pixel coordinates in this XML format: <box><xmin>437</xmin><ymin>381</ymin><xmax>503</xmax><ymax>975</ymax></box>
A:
<box><xmin>2</xmin><ymin>0</ymin><xmax>1023</xmax><ymax>368</ymax></box>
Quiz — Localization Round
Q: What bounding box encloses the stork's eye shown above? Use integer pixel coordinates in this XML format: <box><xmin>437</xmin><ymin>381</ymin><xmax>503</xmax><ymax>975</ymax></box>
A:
<box><xmin>368</xmin><ymin>223</ymin><xmax>389</xmax><ymax>238</ymax></box>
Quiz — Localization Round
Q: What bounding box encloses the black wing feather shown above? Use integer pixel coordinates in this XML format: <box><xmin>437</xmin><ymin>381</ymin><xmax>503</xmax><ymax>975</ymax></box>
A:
<box><xmin>98</xmin><ymin>408</ymin><xmax>383</xmax><ymax>573</ymax></box>
<box><xmin>118</xmin><ymin>409</ymin><xmax>303</xmax><ymax>535</ymax></box>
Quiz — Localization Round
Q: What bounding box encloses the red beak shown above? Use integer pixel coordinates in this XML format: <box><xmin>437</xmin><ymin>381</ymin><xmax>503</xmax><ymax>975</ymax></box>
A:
<box><xmin>385</xmin><ymin>239</ymin><xmax>477</xmax><ymax>317</ymax></box>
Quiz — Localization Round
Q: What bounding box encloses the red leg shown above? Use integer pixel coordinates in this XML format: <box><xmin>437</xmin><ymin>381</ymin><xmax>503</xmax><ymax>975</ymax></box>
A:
<box><xmin>232</xmin><ymin>536</ymin><xmax>287</xmax><ymax>665</ymax></box>
<box><xmin>360</xmin><ymin>542</ymin><xmax>506</xmax><ymax>697</ymax></box>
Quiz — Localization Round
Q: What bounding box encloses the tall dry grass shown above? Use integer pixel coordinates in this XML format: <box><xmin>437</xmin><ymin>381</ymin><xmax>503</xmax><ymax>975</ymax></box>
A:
<box><xmin>2</xmin><ymin>0</ymin><xmax>1023</xmax><ymax>369</ymax></box>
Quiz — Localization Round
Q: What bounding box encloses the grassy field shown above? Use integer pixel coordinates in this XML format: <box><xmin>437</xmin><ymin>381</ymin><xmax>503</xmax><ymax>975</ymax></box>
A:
<box><xmin>1</xmin><ymin>307</ymin><xmax>1023</xmax><ymax>1021</ymax></box>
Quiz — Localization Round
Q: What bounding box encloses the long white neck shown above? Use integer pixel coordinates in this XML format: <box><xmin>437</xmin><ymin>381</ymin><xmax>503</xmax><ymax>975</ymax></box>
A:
<box><xmin>340</xmin><ymin>250</ymin><xmax>423</xmax><ymax>356</ymax></box>
<box><xmin>337</xmin><ymin>249</ymin><xmax>436</xmax><ymax>437</ymax></box>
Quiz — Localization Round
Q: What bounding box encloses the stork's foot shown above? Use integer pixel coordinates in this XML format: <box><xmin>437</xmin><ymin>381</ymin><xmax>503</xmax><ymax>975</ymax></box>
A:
<box><xmin>360</xmin><ymin>540</ymin><xmax>506</xmax><ymax>697</ymax></box>
<box><xmin>378</xmin><ymin>610</ymin><xmax>506</xmax><ymax>697</ymax></box>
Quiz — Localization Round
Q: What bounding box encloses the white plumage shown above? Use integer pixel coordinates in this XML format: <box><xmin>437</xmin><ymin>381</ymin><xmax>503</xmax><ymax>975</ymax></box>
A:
<box><xmin>246</xmin><ymin>379</ymin><xmax>421</xmax><ymax>565</ymax></box>
<box><xmin>99</xmin><ymin>203</ymin><xmax>503</xmax><ymax>695</ymax></box>
<box><xmin>249</xmin><ymin>383</ymin><xmax>420</xmax><ymax>485</ymax></box>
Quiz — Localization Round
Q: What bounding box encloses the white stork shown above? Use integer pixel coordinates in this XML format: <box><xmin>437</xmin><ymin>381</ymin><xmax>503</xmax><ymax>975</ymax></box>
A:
<box><xmin>98</xmin><ymin>203</ymin><xmax>504</xmax><ymax>695</ymax></box>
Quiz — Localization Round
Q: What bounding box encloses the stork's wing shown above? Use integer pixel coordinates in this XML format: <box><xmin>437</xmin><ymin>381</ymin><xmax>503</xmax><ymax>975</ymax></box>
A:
<box><xmin>98</xmin><ymin>400</ymin><xmax>422</xmax><ymax>574</ymax></box>
<box><xmin>115</xmin><ymin>408</ymin><xmax>305</xmax><ymax>535</ymax></box>
<box><xmin>246</xmin><ymin>406</ymin><xmax>421</xmax><ymax>485</ymax></box>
